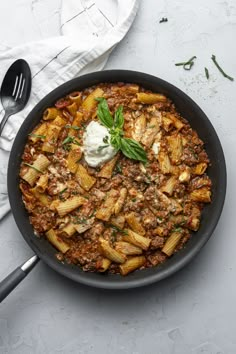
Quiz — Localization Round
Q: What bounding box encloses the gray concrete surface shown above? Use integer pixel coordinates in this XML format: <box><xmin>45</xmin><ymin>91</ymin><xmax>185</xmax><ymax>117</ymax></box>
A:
<box><xmin>0</xmin><ymin>0</ymin><xmax>235</xmax><ymax>353</ymax></box>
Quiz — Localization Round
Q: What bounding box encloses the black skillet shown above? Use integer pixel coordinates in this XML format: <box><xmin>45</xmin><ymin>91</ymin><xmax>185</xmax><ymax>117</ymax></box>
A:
<box><xmin>1</xmin><ymin>70</ymin><xmax>226</xmax><ymax>300</ymax></box>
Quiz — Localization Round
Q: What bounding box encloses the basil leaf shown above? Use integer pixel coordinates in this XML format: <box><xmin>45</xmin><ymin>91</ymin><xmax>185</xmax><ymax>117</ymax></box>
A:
<box><xmin>120</xmin><ymin>138</ymin><xmax>147</xmax><ymax>163</ymax></box>
<box><xmin>96</xmin><ymin>97</ymin><xmax>114</xmax><ymax>128</ymax></box>
<box><xmin>114</xmin><ymin>105</ymin><xmax>124</xmax><ymax>129</ymax></box>
<box><xmin>110</xmin><ymin>135</ymin><xmax>121</xmax><ymax>150</ymax></box>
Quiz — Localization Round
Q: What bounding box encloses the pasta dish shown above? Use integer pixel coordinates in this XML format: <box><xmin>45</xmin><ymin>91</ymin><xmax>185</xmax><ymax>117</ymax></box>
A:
<box><xmin>19</xmin><ymin>83</ymin><xmax>212</xmax><ymax>275</ymax></box>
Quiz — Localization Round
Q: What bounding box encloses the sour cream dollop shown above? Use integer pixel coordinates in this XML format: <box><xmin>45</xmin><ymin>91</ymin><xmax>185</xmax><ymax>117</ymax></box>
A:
<box><xmin>83</xmin><ymin>121</ymin><xmax>117</xmax><ymax>167</ymax></box>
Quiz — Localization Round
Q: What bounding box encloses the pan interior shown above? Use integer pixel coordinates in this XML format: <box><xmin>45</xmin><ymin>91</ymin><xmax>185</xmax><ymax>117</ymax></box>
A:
<box><xmin>7</xmin><ymin>70</ymin><xmax>226</xmax><ymax>289</ymax></box>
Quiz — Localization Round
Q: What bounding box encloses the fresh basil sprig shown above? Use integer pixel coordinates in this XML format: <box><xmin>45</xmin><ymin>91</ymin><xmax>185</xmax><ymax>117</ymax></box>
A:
<box><xmin>96</xmin><ymin>97</ymin><xmax>114</xmax><ymax>128</ymax></box>
<box><xmin>96</xmin><ymin>98</ymin><xmax>147</xmax><ymax>163</ymax></box>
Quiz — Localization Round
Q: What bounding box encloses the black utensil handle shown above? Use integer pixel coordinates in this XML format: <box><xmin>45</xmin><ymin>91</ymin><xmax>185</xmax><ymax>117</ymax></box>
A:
<box><xmin>0</xmin><ymin>255</ymin><xmax>39</xmax><ymax>303</ymax></box>
<box><xmin>0</xmin><ymin>112</ymin><xmax>10</xmax><ymax>136</ymax></box>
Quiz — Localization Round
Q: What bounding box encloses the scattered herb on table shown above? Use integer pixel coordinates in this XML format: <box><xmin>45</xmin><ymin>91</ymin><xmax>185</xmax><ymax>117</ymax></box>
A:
<box><xmin>159</xmin><ymin>17</ymin><xmax>168</xmax><ymax>23</ymax></box>
<box><xmin>96</xmin><ymin>98</ymin><xmax>147</xmax><ymax>163</ymax></box>
<box><xmin>24</xmin><ymin>163</ymin><xmax>43</xmax><ymax>173</ymax></box>
<box><xmin>205</xmin><ymin>67</ymin><xmax>209</xmax><ymax>80</ymax></box>
<box><xmin>211</xmin><ymin>54</ymin><xmax>234</xmax><ymax>81</ymax></box>
<box><xmin>175</xmin><ymin>56</ymin><xmax>197</xmax><ymax>70</ymax></box>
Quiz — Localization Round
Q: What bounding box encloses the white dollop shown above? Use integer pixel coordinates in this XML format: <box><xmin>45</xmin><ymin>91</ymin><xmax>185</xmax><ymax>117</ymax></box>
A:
<box><xmin>83</xmin><ymin>121</ymin><xmax>117</xmax><ymax>167</ymax></box>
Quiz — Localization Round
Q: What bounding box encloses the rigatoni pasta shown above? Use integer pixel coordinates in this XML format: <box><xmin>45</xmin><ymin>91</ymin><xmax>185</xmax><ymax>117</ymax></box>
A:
<box><xmin>19</xmin><ymin>82</ymin><xmax>212</xmax><ymax>276</ymax></box>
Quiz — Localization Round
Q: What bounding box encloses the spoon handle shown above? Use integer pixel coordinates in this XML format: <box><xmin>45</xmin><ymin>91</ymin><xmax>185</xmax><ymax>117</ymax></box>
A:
<box><xmin>0</xmin><ymin>112</ymin><xmax>11</xmax><ymax>136</ymax></box>
<box><xmin>0</xmin><ymin>255</ymin><xmax>39</xmax><ymax>303</ymax></box>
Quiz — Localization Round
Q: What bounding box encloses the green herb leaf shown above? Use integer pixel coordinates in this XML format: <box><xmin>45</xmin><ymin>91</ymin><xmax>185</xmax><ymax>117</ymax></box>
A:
<box><xmin>96</xmin><ymin>97</ymin><xmax>114</xmax><ymax>128</ymax></box>
<box><xmin>114</xmin><ymin>162</ymin><xmax>122</xmax><ymax>174</ymax></box>
<box><xmin>59</xmin><ymin>187</ymin><xmax>68</xmax><ymax>195</ymax></box>
<box><xmin>97</xmin><ymin>145</ymin><xmax>110</xmax><ymax>152</ymax></box>
<box><xmin>114</xmin><ymin>105</ymin><xmax>124</xmax><ymax>129</ymax></box>
<box><xmin>62</xmin><ymin>136</ymin><xmax>81</xmax><ymax>146</ymax></box>
<box><xmin>59</xmin><ymin>187</ymin><xmax>68</xmax><ymax>200</ymax></box>
<box><xmin>24</xmin><ymin>163</ymin><xmax>43</xmax><ymax>173</ymax></box>
<box><xmin>96</xmin><ymin>98</ymin><xmax>147</xmax><ymax>163</ymax></box>
<box><xmin>109</xmin><ymin>225</ymin><xmax>128</xmax><ymax>235</ymax></box>
<box><xmin>62</xmin><ymin>136</ymin><xmax>74</xmax><ymax>145</ymax></box>
<box><xmin>211</xmin><ymin>54</ymin><xmax>234</xmax><ymax>81</ymax></box>
<box><xmin>175</xmin><ymin>56</ymin><xmax>197</xmax><ymax>70</ymax></box>
<box><xmin>173</xmin><ymin>227</ymin><xmax>183</xmax><ymax>233</ymax></box>
<box><xmin>204</xmin><ymin>67</ymin><xmax>209</xmax><ymax>80</ymax></box>
<box><xmin>28</xmin><ymin>133</ymin><xmax>46</xmax><ymax>139</ymax></box>
<box><xmin>65</xmin><ymin>125</ymin><xmax>81</xmax><ymax>130</ymax></box>
<box><xmin>72</xmin><ymin>216</ymin><xmax>87</xmax><ymax>224</ymax></box>
<box><xmin>120</xmin><ymin>138</ymin><xmax>147</xmax><ymax>163</ymax></box>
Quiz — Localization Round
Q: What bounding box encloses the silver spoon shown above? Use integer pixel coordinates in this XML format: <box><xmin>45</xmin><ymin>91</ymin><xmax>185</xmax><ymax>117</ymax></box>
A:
<box><xmin>0</xmin><ymin>59</ymin><xmax>31</xmax><ymax>136</ymax></box>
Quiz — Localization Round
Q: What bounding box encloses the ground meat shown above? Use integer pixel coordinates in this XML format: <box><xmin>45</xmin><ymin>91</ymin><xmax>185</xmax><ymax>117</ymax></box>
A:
<box><xmin>147</xmin><ymin>251</ymin><xmax>167</xmax><ymax>266</ymax></box>
<box><xmin>19</xmin><ymin>82</ymin><xmax>212</xmax><ymax>276</ymax></box>
<box><xmin>150</xmin><ymin>236</ymin><xmax>165</xmax><ymax>250</ymax></box>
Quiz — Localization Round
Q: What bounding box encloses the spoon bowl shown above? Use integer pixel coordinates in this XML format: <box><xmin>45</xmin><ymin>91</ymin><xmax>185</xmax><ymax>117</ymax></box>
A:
<box><xmin>0</xmin><ymin>59</ymin><xmax>31</xmax><ymax>135</ymax></box>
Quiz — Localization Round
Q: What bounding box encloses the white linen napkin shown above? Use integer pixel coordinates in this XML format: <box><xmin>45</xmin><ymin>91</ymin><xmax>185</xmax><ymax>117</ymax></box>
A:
<box><xmin>0</xmin><ymin>0</ymin><xmax>139</xmax><ymax>220</ymax></box>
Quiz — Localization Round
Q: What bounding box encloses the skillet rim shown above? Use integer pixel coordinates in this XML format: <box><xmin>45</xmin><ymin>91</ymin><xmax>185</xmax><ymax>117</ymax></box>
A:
<box><xmin>7</xmin><ymin>70</ymin><xmax>227</xmax><ymax>289</ymax></box>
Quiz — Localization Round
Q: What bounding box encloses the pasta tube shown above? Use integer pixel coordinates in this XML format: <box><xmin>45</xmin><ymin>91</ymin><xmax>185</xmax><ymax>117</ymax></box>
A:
<box><xmin>28</xmin><ymin>122</ymin><xmax>47</xmax><ymax>143</ymax></box>
<box><xmin>115</xmin><ymin>241</ymin><xmax>142</xmax><ymax>256</ymax></box>
<box><xmin>67</xmin><ymin>147</ymin><xmax>82</xmax><ymax>173</ymax></box>
<box><xmin>43</xmin><ymin>107</ymin><xmax>59</xmax><ymax>120</ymax></box>
<box><xmin>132</xmin><ymin>114</ymin><xmax>146</xmax><ymax>142</ymax></box>
<box><xmin>158</xmin><ymin>151</ymin><xmax>172</xmax><ymax>174</ymax></box>
<box><xmin>30</xmin><ymin>187</ymin><xmax>49</xmax><ymax>207</ymax></box>
<box><xmin>61</xmin><ymin>223</ymin><xmax>76</xmax><ymax>237</ymax></box>
<box><xmin>22</xmin><ymin>154</ymin><xmax>50</xmax><ymax>186</ymax></box>
<box><xmin>68</xmin><ymin>112</ymin><xmax>83</xmax><ymax>137</ymax></box>
<box><xmin>76</xmin><ymin>164</ymin><xmax>96</xmax><ymax>191</ymax></box>
<box><xmin>190</xmin><ymin>188</ymin><xmax>211</xmax><ymax>203</ymax></box>
<box><xmin>141</xmin><ymin>117</ymin><xmax>160</xmax><ymax>148</ymax></box>
<box><xmin>119</xmin><ymin>256</ymin><xmax>146</xmax><ymax>276</ymax></box>
<box><xmin>113</xmin><ymin>188</ymin><xmax>127</xmax><ymax>215</ymax></box>
<box><xmin>193</xmin><ymin>163</ymin><xmax>208</xmax><ymax>175</ymax></box>
<box><xmin>123</xmin><ymin>229</ymin><xmax>151</xmax><ymax>250</ymax></box>
<box><xmin>69</xmin><ymin>91</ymin><xmax>82</xmax><ymax>106</ymax></box>
<box><xmin>82</xmin><ymin>87</ymin><xmax>104</xmax><ymax>113</ymax></box>
<box><xmin>167</xmin><ymin>134</ymin><xmax>182</xmax><ymax>164</ymax></box>
<box><xmin>96</xmin><ymin>258</ymin><xmax>111</xmax><ymax>272</ymax></box>
<box><xmin>67</xmin><ymin>102</ymin><xmax>77</xmax><ymax>117</ymax></box>
<box><xmin>162</xmin><ymin>231</ymin><xmax>183</xmax><ymax>256</ymax></box>
<box><xmin>99</xmin><ymin>238</ymin><xmax>126</xmax><ymax>263</ymax></box>
<box><xmin>136</xmin><ymin>92</ymin><xmax>167</xmax><ymax>104</ymax></box>
<box><xmin>46</xmin><ymin>229</ymin><xmax>70</xmax><ymax>253</ymax></box>
<box><xmin>125</xmin><ymin>212</ymin><xmax>145</xmax><ymax>236</ymax></box>
<box><xmin>96</xmin><ymin>189</ymin><xmax>118</xmax><ymax>221</ymax></box>
<box><xmin>161</xmin><ymin>176</ymin><xmax>177</xmax><ymax>196</ymax></box>
<box><xmin>56</xmin><ymin>196</ymin><xmax>86</xmax><ymax>217</ymax></box>
<box><xmin>35</xmin><ymin>173</ymin><xmax>48</xmax><ymax>193</ymax></box>
<box><xmin>98</xmin><ymin>155</ymin><xmax>119</xmax><ymax>179</ymax></box>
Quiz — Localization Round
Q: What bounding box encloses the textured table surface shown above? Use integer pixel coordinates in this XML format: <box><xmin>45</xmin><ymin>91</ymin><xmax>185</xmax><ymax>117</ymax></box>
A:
<box><xmin>0</xmin><ymin>1</ymin><xmax>235</xmax><ymax>353</ymax></box>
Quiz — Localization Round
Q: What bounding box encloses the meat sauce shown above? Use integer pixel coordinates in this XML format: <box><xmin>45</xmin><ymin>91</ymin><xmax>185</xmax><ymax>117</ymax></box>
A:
<box><xmin>19</xmin><ymin>83</ymin><xmax>212</xmax><ymax>275</ymax></box>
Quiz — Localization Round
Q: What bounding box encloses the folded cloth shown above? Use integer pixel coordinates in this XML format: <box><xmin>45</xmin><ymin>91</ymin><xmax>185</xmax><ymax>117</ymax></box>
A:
<box><xmin>0</xmin><ymin>0</ymin><xmax>139</xmax><ymax>220</ymax></box>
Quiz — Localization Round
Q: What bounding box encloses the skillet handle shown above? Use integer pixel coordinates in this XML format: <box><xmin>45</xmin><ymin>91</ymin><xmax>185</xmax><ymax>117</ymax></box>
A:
<box><xmin>0</xmin><ymin>255</ymin><xmax>39</xmax><ymax>303</ymax></box>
